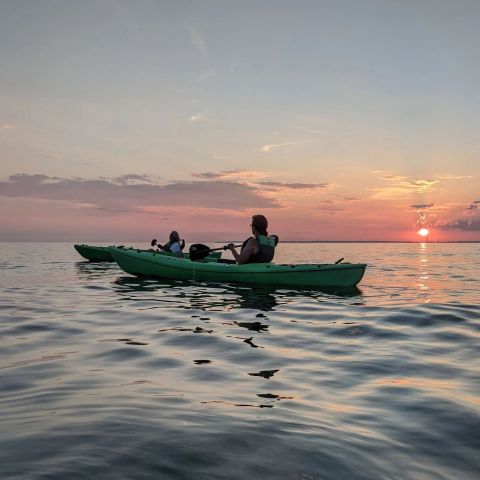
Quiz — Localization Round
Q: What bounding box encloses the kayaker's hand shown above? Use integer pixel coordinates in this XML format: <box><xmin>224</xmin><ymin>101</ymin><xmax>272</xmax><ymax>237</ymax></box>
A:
<box><xmin>227</xmin><ymin>243</ymin><xmax>235</xmax><ymax>251</ymax></box>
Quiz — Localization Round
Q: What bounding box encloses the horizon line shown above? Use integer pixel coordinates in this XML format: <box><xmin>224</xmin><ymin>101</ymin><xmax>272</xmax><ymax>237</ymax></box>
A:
<box><xmin>2</xmin><ymin>240</ymin><xmax>480</xmax><ymax>244</ymax></box>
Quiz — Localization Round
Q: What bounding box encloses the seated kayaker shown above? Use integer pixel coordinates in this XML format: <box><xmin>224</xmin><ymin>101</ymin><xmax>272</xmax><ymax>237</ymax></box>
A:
<box><xmin>227</xmin><ymin>215</ymin><xmax>276</xmax><ymax>264</ymax></box>
<box><xmin>158</xmin><ymin>231</ymin><xmax>185</xmax><ymax>256</ymax></box>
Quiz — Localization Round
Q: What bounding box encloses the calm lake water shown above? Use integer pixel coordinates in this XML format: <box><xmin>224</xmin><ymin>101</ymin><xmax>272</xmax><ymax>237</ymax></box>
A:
<box><xmin>1</xmin><ymin>242</ymin><xmax>479</xmax><ymax>480</ymax></box>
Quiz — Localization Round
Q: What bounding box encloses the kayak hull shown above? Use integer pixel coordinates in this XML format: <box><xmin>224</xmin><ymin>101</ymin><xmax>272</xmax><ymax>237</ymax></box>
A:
<box><xmin>109</xmin><ymin>247</ymin><xmax>367</xmax><ymax>288</ymax></box>
<box><xmin>74</xmin><ymin>244</ymin><xmax>222</xmax><ymax>262</ymax></box>
<box><xmin>74</xmin><ymin>244</ymin><xmax>114</xmax><ymax>261</ymax></box>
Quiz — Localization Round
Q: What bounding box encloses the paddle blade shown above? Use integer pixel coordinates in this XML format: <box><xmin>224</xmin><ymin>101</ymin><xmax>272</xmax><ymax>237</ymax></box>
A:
<box><xmin>189</xmin><ymin>244</ymin><xmax>211</xmax><ymax>261</ymax></box>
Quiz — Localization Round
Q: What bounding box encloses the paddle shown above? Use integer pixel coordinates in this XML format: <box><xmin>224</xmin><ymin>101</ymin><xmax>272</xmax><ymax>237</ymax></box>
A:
<box><xmin>150</xmin><ymin>239</ymin><xmax>165</xmax><ymax>250</ymax></box>
<box><xmin>189</xmin><ymin>243</ymin><xmax>242</xmax><ymax>261</ymax></box>
<box><xmin>190</xmin><ymin>235</ymin><xmax>280</xmax><ymax>261</ymax></box>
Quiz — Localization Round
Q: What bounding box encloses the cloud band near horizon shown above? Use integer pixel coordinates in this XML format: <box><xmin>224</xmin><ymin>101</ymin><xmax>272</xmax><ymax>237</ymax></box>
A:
<box><xmin>0</xmin><ymin>173</ymin><xmax>284</xmax><ymax>211</ymax></box>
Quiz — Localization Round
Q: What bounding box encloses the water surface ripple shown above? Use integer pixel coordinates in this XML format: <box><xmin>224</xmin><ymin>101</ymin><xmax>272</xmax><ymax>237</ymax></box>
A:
<box><xmin>1</xmin><ymin>242</ymin><xmax>479</xmax><ymax>479</ymax></box>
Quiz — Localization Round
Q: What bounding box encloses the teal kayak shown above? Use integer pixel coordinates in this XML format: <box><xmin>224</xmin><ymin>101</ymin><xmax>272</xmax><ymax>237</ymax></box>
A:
<box><xmin>74</xmin><ymin>244</ymin><xmax>222</xmax><ymax>262</ymax></box>
<box><xmin>109</xmin><ymin>247</ymin><xmax>367</xmax><ymax>288</ymax></box>
<box><xmin>74</xmin><ymin>244</ymin><xmax>115</xmax><ymax>261</ymax></box>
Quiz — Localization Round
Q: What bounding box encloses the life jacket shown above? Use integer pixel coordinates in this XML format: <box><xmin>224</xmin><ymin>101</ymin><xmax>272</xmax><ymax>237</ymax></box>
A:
<box><xmin>249</xmin><ymin>235</ymin><xmax>275</xmax><ymax>263</ymax></box>
<box><xmin>163</xmin><ymin>241</ymin><xmax>183</xmax><ymax>256</ymax></box>
<box><xmin>242</xmin><ymin>235</ymin><xmax>278</xmax><ymax>251</ymax></box>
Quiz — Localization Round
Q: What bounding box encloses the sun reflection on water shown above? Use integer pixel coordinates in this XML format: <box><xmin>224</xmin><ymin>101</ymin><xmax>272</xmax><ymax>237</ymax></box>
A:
<box><xmin>417</xmin><ymin>243</ymin><xmax>431</xmax><ymax>303</ymax></box>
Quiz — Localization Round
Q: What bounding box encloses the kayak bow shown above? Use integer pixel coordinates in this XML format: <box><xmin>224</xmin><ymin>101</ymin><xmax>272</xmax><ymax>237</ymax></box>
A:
<box><xmin>74</xmin><ymin>244</ymin><xmax>115</xmax><ymax>261</ymax></box>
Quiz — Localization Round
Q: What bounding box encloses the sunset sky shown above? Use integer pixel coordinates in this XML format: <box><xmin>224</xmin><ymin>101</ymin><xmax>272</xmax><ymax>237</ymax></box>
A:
<box><xmin>1</xmin><ymin>0</ymin><xmax>479</xmax><ymax>242</ymax></box>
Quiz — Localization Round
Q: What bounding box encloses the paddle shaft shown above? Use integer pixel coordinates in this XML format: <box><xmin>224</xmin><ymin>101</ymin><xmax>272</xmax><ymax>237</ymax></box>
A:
<box><xmin>195</xmin><ymin>244</ymin><xmax>242</xmax><ymax>255</ymax></box>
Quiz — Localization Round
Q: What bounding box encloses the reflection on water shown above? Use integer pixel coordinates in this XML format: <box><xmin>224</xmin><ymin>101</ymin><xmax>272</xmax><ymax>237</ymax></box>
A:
<box><xmin>234</xmin><ymin>321</ymin><xmax>269</xmax><ymax>332</ymax></box>
<box><xmin>75</xmin><ymin>261</ymin><xmax>118</xmax><ymax>280</ymax></box>
<box><xmin>248</xmin><ymin>369</ymin><xmax>279</xmax><ymax>379</ymax></box>
<box><xmin>1</xmin><ymin>242</ymin><xmax>479</xmax><ymax>480</ymax></box>
<box><xmin>112</xmin><ymin>275</ymin><xmax>362</xmax><ymax>314</ymax></box>
<box><xmin>418</xmin><ymin>242</ymin><xmax>431</xmax><ymax>303</ymax></box>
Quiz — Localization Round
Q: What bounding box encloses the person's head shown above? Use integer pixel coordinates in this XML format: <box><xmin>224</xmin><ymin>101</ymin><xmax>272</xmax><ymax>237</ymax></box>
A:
<box><xmin>169</xmin><ymin>231</ymin><xmax>180</xmax><ymax>243</ymax></box>
<box><xmin>251</xmin><ymin>214</ymin><xmax>268</xmax><ymax>236</ymax></box>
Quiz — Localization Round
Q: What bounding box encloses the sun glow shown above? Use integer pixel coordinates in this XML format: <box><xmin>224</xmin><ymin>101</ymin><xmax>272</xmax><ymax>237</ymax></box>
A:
<box><xmin>418</xmin><ymin>228</ymin><xmax>430</xmax><ymax>237</ymax></box>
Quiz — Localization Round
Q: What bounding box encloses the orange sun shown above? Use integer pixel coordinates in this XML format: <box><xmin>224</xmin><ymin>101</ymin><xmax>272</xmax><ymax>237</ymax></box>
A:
<box><xmin>418</xmin><ymin>228</ymin><xmax>429</xmax><ymax>237</ymax></box>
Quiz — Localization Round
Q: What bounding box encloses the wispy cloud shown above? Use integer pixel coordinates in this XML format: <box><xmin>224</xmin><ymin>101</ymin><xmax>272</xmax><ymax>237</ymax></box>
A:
<box><xmin>191</xmin><ymin>170</ymin><xmax>329</xmax><ymax>191</ymax></box>
<box><xmin>370</xmin><ymin>174</ymin><xmax>439</xmax><ymax>198</ymax></box>
<box><xmin>192</xmin><ymin>169</ymin><xmax>266</xmax><ymax>181</ymax></box>
<box><xmin>333</xmin><ymin>195</ymin><xmax>361</xmax><ymax>202</ymax></box>
<box><xmin>382</xmin><ymin>176</ymin><xmax>438</xmax><ymax>191</ymax></box>
<box><xmin>436</xmin><ymin>174</ymin><xmax>472</xmax><ymax>180</ymax></box>
<box><xmin>188</xmin><ymin>112</ymin><xmax>208</xmax><ymax>123</ymax></box>
<box><xmin>408</xmin><ymin>179</ymin><xmax>438</xmax><ymax>190</ymax></box>
<box><xmin>260</xmin><ymin>141</ymin><xmax>308</xmax><ymax>153</ymax></box>
<box><xmin>257</xmin><ymin>181</ymin><xmax>329</xmax><ymax>190</ymax></box>
<box><xmin>190</xmin><ymin>170</ymin><xmax>328</xmax><ymax>193</ymax></box>
<box><xmin>1</xmin><ymin>124</ymin><xmax>15</xmax><ymax>129</ymax></box>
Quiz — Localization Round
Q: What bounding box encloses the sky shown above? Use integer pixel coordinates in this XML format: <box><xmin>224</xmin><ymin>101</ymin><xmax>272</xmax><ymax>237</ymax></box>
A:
<box><xmin>0</xmin><ymin>0</ymin><xmax>479</xmax><ymax>242</ymax></box>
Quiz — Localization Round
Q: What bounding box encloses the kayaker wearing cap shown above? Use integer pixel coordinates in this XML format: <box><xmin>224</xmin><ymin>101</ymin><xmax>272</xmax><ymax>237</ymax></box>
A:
<box><xmin>158</xmin><ymin>231</ymin><xmax>185</xmax><ymax>256</ymax></box>
<box><xmin>227</xmin><ymin>214</ymin><xmax>276</xmax><ymax>264</ymax></box>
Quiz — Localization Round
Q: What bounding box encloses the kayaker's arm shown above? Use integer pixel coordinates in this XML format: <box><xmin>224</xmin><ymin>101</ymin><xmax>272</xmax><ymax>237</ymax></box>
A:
<box><xmin>227</xmin><ymin>238</ymin><xmax>258</xmax><ymax>264</ymax></box>
<box><xmin>227</xmin><ymin>243</ymin><xmax>239</xmax><ymax>262</ymax></box>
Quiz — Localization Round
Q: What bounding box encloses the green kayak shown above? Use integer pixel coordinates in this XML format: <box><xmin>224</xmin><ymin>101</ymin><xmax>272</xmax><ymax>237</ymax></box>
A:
<box><xmin>109</xmin><ymin>247</ymin><xmax>366</xmax><ymax>288</ymax></box>
<box><xmin>74</xmin><ymin>244</ymin><xmax>221</xmax><ymax>262</ymax></box>
<box><xmin>74</xmin><ymin>244</ymin><xmax>116</xmax><ymax>261</ymax></box>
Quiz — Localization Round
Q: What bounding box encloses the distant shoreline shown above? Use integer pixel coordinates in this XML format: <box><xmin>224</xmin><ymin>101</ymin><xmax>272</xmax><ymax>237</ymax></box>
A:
<box><xmin>215</xmin><ymin>240</ymin><xmax>480</xmax><ymax>244</ymax></box>
<box><xmin>2</xmin><ymin>240</ymin><xmax>479</xmax><ymax>244</ymax></box>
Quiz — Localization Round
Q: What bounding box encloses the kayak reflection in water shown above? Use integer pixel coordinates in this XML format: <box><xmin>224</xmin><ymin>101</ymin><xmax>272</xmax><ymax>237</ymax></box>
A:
<box><xmin>157</xmin><ymin>231</ymin><xmax>186</xmax><ymax>256</ymax></box>
<box><xmin>227</xmin><ymin>214</ymin><xmax>278</xmax><ymax>264</ymax></box>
